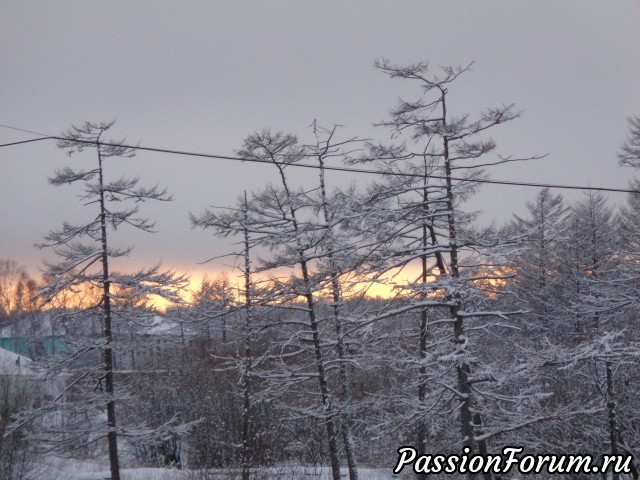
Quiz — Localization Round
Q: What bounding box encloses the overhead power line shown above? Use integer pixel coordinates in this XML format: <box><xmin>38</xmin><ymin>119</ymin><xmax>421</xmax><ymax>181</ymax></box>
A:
<box><xmin>0</xmin><ymin>123</ymin><xmax>50</xmax><ymax>137</ymax></box>
<box><xmin>0</xmin><ymin>123</ymin><xmax>638</xmax><ymax>194</ymax></box>
<box><xmin>0</xmin><ymin>137</ymin><xmax>53</xmax><ymax>148</ymax></box>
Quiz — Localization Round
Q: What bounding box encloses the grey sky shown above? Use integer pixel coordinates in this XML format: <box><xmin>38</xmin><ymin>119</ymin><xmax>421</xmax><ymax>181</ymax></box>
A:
<box><xmin>2</xmin><ymin>1</ymin><xmax>640</xmax><ymax>284</ymax></box>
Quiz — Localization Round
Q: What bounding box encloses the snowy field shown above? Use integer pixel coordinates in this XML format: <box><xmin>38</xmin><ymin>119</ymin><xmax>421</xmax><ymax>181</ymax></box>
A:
<box><xmin>30</xmin><ymin>457</ymin><xmax>406</xmax><ymax>480</ymax></box>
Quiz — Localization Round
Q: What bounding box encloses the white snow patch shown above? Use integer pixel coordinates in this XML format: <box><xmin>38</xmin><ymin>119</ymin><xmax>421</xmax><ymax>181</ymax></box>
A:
<box><xmin>35</xmin><ymin>459</ymin><xmax>405</xmax><ymax>480</ymax></box>
<box><xmin>0</xmin><ymin>345</ymin><xmax>33</xmax><ymax>376</ymax></box>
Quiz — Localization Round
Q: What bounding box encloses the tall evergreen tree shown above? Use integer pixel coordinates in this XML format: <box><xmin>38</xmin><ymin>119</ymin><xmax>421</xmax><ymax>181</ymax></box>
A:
<box><xmin>21</xmin><ymin>121</ymin><xmax>189</xmax><ymax>480</ymax></box>
<box><xmin>352</xmin><ymin>60</ymin><xmax>543</xmax><ymax>478</ymax></box>
<box><xmin>509</xmin><ymin>188</ymin><xmax>568</xmax><ymax>337</ymax></box>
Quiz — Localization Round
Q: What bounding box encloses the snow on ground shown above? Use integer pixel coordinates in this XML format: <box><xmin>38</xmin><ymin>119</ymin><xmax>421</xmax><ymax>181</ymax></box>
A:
<box><xmin>33</xmin><ymin>458</ymin><xmax>407</xmax><ymax>480</ymax></box>
<box><xmin>0</xmin><ymin>345</ymin><xmax>33</xmax><ymax>375</ymax></box>
<box><xmin>74</xmin><ymin>467</ymin><xmax>404</xmax><ymax>480</ymax></box>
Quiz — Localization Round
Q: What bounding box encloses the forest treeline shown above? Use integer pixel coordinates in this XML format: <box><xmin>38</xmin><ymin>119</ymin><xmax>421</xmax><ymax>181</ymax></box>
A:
<box><xmin>2</xmin><ymin>61</ymin><xmax>640</xmax><ymax>480</ymax></box>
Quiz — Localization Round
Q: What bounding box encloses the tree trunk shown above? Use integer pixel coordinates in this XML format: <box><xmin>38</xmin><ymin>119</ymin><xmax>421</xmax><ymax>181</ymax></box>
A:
<box><xmin>416</xmin><ymin>188</ymin><xmax>431</xmax><ymax>480</ymax></box>
<box><xmin>242</xmin><ymin>193</ymin><xmax>253</xmax><ymax>480</ymax></box>
<box><xmin>98</xmin><ymin>146</ymin><xmax>121</xmax><ymax>480</ymax></box>
<box><xmin>606</xmin><ymin>360</ymin><xmax>619</xmax><ymax>480</ymax></box>
<box><xmin>442</xmin><ymin>91</ymin><xmax>477</xmax><ymax>480</ymax></box>
<box><xmin>275</xmin><ymin>159</ymin><xmax>342</xmax><ymax>480</ymax></box>
<box><xmin>302</xmin><ymin>265</ymin><xmax>342</xmax><ymax>480</ymax></box>
<box><xmin>318</xmin><ymin>151</ymin><xmax>359</xmax><ymax>480</ymax></box>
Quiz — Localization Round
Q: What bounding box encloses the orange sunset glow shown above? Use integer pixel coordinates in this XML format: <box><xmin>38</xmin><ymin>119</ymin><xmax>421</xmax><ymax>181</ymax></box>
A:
<box><xmin>35</xmin><ymin>261</ymin><xmax>512</xmax><ymax>314</ymax></box>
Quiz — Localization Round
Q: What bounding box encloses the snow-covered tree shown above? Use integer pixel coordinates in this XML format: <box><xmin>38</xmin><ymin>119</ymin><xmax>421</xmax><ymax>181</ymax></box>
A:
<box><xmin>238</xmin><ymin>130</ymin><xmax>349</xmax><ymax>480</ymax></box>
<box><xmin>193</xmin><ymin>190</ymin><xmax>280</xmax><ymax>475</ymax></box>
<box><xmin>525</xmin><ymin>191</ymin><xmax>639</xmax><ymax>477</ymax></box>
<box><xmin>618</xmin><ymin>115</ymin><xmax>640</xmax><ymax>169</ymax></box>
<box><xmin>616</xmin><ymin>123</ymin><xmax>640</xmax><ymax>465</ymax></box>
<box><xmin>191</xmin><ymin>272</ymin><xmax>234</xmax><ymax>342</ymax></box>
<box><xmin>508</xmin><ymin>188</ymin><xmax>568</xmax><ymax>337</ymax></box>
<box><xmin>302</xmin><ymin>123</ymin><xmax>368</xmax><ymax>480</ymax></box>
<box><xmin>559</xmin><ymin>193</ymin><xmax>624</xmax><ymax>338</ymax></box>
<box><xmin>193</xmin><ymin>128</ymin><xmax>371</xmax><ymax>480</ymax></box>
<box><xmin>617</xmin><ymin>115</ymin><xmax>640</xmax><ymax>296</ymax></box>
<box><xmin>18</xmin><ymin>121</ymin><xmax>189</xmax><ymax>480</ymax></box>
<box><xmin>349</xmin><ymin>60</ymin><xmax>547</xmax><ymax>477</ymax></box>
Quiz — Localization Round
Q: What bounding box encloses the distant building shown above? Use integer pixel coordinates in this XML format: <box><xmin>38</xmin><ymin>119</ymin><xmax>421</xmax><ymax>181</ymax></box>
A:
<box><xmin>1</xmin><ymin>312</ymin><xmax>198</xmax><ymax>371</ymax></box>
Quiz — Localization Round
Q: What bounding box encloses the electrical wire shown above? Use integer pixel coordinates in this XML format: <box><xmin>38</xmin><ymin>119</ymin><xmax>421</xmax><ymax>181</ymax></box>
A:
<box><xmin>0</xmin><ymin>137</ymin><xmax>53</xmax><ymax>148</ymax></box>
<box><xmin>0</xmin><ymin>123</ymin><xmax>50</xmax><ymax>137</ymax></box>
<box><xmin>0</xmin><ymin>123</ymin><xmax>637</xmax><ymax>194</ymax></box>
